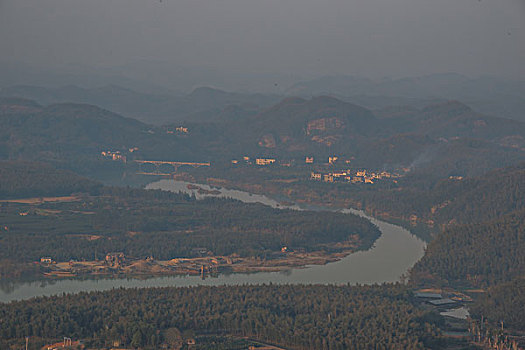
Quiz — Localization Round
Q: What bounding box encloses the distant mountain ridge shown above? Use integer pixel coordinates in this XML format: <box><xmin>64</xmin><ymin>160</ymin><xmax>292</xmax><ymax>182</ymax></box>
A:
<box><xmin>0</xmin><ymin>99</ymin><xmax>207</xmax><ymax>168</ymax></box>
<box><xmin>1</xmin><ymin>94</ymin><xmax>524</xmax><ymax>185</ymax></box>
<box><xmin>0</xmin><ymin>84</ymin><xmax>281</xmax><ymax>125</ymax></box>
<box><xmin>4</xmin><ymin>73</ymin><xmax>525</xmax><ymax>126</ymax></box>
<box><xmin>287</xmin><ymin>73</ymin><xmax>525</xmax><ymax>122</ymax></box>
<box><xmin>205</xmin><ymin>96</ymin><xmax>525</xmax><ymax>161</ymax></box>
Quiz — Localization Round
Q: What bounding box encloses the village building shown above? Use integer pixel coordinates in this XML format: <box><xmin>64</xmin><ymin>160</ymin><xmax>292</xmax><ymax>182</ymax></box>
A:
<box><xmin>256</xmin><ymin>158</ymin><xmax>276</xmax><ymax>165</ymax></box>
<box><xmin>331</xmin><ymin>171</ymin><xmax>348</xmax><ymax>178</ymax></box>
<box><xmin>351</xmin><ymin>177</ymin><xmax>363</xmax><ymax>183</ymax></box>
<box><xmin>40</xmin><ymin>257</ymin><xmax>53</xmax><ymax>264</ymax></box>
<box><xmin>323</xmin><ymin>174</ymin><xmax>334</xmax><ymax>182</ymax></box>
<box><xmin>105</xmin><ymin>252</ymin><xmax>125</xmax><ymax>268</ymax></box>
<box><xmin>310</xmin><ymin>172</ymin><xmax>322</xmax><ymax>180</ymax></box>
<box><xmin>101</xmin><ymin>151</ymin><xmax>126</xmax><ymax>162</ymax></box>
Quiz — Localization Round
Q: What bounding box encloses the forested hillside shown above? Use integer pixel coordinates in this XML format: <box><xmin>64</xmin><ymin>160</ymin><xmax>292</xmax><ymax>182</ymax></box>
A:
<box><xmin>406</xmin><ymin>164</ymin><xmax>525</xmax><ymax>289</ymax></box>
<box><xmin>0</xmin><ymin>186</ymin><xmax>379</xmax><ymax>264</ymax></box>
<box><xmin>0</xmin><ymin>99</ymin><xmax>205</xmax><ymax>166</ymax></box>
<box><xmin>0</xmin><ymin>284</ymin><xmax>443</xmax><ymax>350</ymax></box>
<box><xmin>470</xmin><ymin>278</ymin><xmax>525</xmax><ymax>331</ymax></box>
<box><xmin>0</xmin><ymin>161</ymin><xmax>101</xmax><ymax>199</ymax></box>
<box><xmin>1</xmin><ymin>93</ymin><xmax>525</xmax><ymax>341</ymax></box>
<box><xmin>360</xmin><ymin>163</ymin><xmax>525</xmax><ymax>228</ymax></box>
<box><xmin>410</xmin><ymin>209</ymin><xmax>525</xmax><ymax>286</ymax></box>
<box><xmin>404</xmin><ymin>165</ymin><xmax>525</xmax><ymax>335</ymax></box>
<box><xmin>1</xmin><ymin>95</ymin><xmax>524</xmax><ymax>187</ymax></box>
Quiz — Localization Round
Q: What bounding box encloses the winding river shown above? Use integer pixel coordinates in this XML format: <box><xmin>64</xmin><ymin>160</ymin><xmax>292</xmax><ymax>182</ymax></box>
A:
<box><xmin>0</xmin><ymin>180</ymin><xmax>425</xmax><ymax>303</ymax></box>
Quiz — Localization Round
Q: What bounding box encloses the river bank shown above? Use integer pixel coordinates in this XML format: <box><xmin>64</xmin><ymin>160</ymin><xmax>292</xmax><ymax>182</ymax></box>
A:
<box><xmin>173</xmin><ymin>172</ymin><xmax>435</xmax><ymax>242</ymax></box>
<box><xmin>40</xmin><ymin>244</ymin><xmax>360</xmax><ymax>279</ymax></box>
<box><xmin>0</xmin><ymin>179</ymin><xmax>425</xmax><ymax>302</ymax></box>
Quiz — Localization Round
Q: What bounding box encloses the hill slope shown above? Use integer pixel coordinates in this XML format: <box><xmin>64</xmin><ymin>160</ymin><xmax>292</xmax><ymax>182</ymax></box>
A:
<box><xmin>0</xmin><ymin>85</ymin><xmax>281</xmax><ymax>125</ymax></box>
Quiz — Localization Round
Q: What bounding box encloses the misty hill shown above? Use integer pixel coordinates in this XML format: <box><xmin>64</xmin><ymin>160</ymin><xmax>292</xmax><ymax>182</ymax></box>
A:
<box><xmin>183</xmin><ymin>96</ymin><xmax>525</xmax><ymax>177</ymax></box>
<box><xmin>381</xmin><ymin>101</ymin><xmax>525</xmax><ymax>140</ymax></box>
<box><xmin>0</xmin><ymin>161</ymin><xmax>101</xmax><ymax>199</ymax></box>
<box><xmin>0</xmin><ymin>99</ymin><xmax>207</xmax><ymax>168</ymax></box>
<box><xmin>287</xmin><ymin>73</ymin><xmax>525</xmax><ymax>122</ymax></box>
<box><xmin>371</xmin><ymin>101</ymin><xmax>525</xmax><ymax>175</ymax></box>
<box><xmin>176</xmin><ymin>96</ymin><xmax>382</xmax><ymax>159</ymax></box>
<box><xmin>0</xmin><ymin>84</ymin><xmax>281</xmax><ymax>125</ymax></box>
<box><xmin>364</xmin><ymin>163</ymin><xmax>525</xmax><ymax>227</ymax></box>
<box><xmin>1</xmin><ymin>95</ymin><xmax>524</xmax><ymax>186</ymax></box>
<box><xmin>243</xmin><ymin>96</ymin><xmax>378</xmax><ymax>152</ymax></box>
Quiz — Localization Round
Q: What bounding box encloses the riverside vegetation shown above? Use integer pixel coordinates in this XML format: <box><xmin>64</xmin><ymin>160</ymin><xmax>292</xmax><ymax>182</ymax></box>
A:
<box><xmin>0</xmin><ymin>284</ymin><xmax>444</xmax><ymax>350</ymax></box>
<box><xmin>0</xmin><ymin>161</ymin><xmax>380</xmax><ymax>279</ymax></box>
<box><xmin>1</xmin><ymin>94</ymin><xmax>525</xmax><ymax>348</ymax></box>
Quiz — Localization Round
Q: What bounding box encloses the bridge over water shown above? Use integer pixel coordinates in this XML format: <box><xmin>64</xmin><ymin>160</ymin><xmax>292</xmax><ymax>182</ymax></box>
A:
<box><xmin>134</xmin><ymin>160</ymin><xmax>210</xmax><ymax>175</ymax></box>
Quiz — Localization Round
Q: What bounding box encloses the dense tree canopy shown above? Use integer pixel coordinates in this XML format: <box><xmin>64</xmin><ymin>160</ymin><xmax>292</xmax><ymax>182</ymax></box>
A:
<box><xmin>0</xmin><ymin>161</ymin><xmax>101</xmax><ymax>199</ymax></box>
<box><xmin>470</xmin><ymin>278</ymin><xmax>525</xmax><ymax>331</ymax></box>
<box><xmin>410</xmin><ymin>209</ymin><xmax>525</xmax><ymax>287</ymax></box>
<box><xmin>0</xmin><ymin>284</ymin><xmax>443</xmax><ymax>350</ymax></box>
<box><xmin>0</xmin><ymin>186</ymin><xmax>379</xmax><ymax>270</ymax></box>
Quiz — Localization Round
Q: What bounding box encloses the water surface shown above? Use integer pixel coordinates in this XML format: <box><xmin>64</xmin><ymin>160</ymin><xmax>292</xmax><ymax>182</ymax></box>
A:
<box><xmin>0</xmin><ymin>180</ymin><xmax>425</xmax><ymax>303</ymax></box>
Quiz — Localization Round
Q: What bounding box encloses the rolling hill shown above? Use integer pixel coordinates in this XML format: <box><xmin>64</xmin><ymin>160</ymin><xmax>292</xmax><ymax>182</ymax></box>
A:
<box><xmin>286</xmin><ymin>73</ymin><xmax>525</xmax><ymax>123</ymax></box>
<box><xmin>0</xmin><ymin>85</ymin><xmax>281</xmax><ymax>125</ymax></box>
<box><xmin>1</xmin><ymin>94</ymin><xmax>524</xmax><ymax>187</ymax></box>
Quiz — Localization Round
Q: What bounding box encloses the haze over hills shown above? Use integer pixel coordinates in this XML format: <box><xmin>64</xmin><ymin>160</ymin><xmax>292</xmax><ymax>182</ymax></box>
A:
<box><xmin>287</xmin><ymin>74</ymin><xmax>525</xmax><ymax>122</ymax></box>
<box><xmin>0</xmin><ymin>85</ymin><xmax>281</xmax><ymax>125</ymax></box>
<box><xmin>1</xmin><ymin>90</ymin><xmax>525</xmax><ymax>348</ymax></box>
<box><xmin>2</xmin><ymin>0</ymin><xmax>525</xmax><ymax>347</ymax></box>
<box><xmin>1</xmin><ymin>93</ymin><xmax>524</xmax><ymax>185</ymax></box>
<box><xmin>183</xmin><ymin>96</ymin><xmax>525</xmax><ymax>181</ymax></box>
<box><xmin>0</xmin><ymin>97</ymin><xmax>210</xmax><ymax>181</ymax></box>
<box><xmin>2</xmin><ymin>72</ymin><xmax>525</xmax><ymax>126</ymax></box>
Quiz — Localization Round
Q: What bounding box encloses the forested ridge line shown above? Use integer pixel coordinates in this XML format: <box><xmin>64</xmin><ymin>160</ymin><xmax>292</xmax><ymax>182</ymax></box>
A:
<box><xmin>470</xmin><ymin>278</ymin><xmax>525</xmax><ymax>331</ymax></box>
<box><xmin>410</xmin><ymin>208</ymin><xmax>525</xmax><ymax>287</ymax></box>
<box><xmin>0</xmin><ymin>283</ymin><xmax>444</xmax><ymax>350</ymax></box>
<box><xmin>0</xmin><ymin>161</ymin><xmax>101</xmax><ymax>199</ymax></box>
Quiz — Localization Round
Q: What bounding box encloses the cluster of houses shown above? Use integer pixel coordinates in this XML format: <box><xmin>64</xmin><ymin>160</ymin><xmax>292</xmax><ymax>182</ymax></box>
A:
<box><xmin>166</xmin><ymin>126</ymin><xmax>189</xmax><ymax>134</ymax></box>
<box><xmin>100</xmin><ymin>147</ymin><xmax>139</xmax><ymax>162</ymax></box>
<box><xmin>231</xmin><ymin>155</ymin><xmax>351</xmax><ymax>167</ymax></box>
<box><xmin>310</xmin><ymin>169</ymin><xmax>401</xmax><ymax>184</ymax></box>
<box><xmin>231</xmin><ymin>156</ymin><xmax>277</xmax><ymax>166</ymax></box>
<box><xmin>229</xmin><ymin>155</ymin><xmax>404</xmax><ymax>185</ymax></box>
<box><xmin>101</xmin><ymin>150</ymin><xmax>126</xmax><ymax>162</ymax></box>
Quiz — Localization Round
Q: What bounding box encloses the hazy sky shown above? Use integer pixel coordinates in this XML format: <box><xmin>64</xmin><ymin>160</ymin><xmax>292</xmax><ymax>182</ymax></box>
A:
<box><xmin>1</xmin><ymin>0</ymin><xmax>524</xmax><ymax>86</ymax></box>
